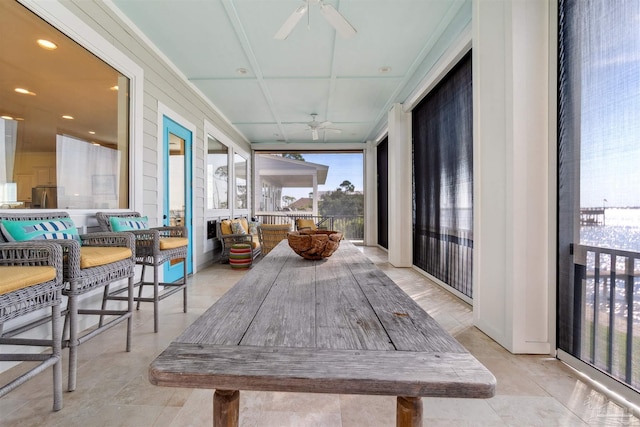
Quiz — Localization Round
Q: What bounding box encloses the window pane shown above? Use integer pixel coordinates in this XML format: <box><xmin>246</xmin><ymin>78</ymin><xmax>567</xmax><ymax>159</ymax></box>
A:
<box><xmin>234</xmin><ymin>154</ymin><xmax>247</xmax><ymax>209</ymax></box>
<box><xmin>412</xmin><ymin>51</ymin><xmax>473</xmax><ymax>299</ymax></box>
<box><xmin>558</xmin><ymin>0</ymin><xmax>640</xmax><ymax>393</ymax></box>
<box><xmin>206</xmin><ymin>136</ymin><xmax>228</xmax><ymax>209</ymax></box>
<box><xmin>0</xmin><ymin>1</ymin><xmax>129</xmax><ymax>209</ymax></box>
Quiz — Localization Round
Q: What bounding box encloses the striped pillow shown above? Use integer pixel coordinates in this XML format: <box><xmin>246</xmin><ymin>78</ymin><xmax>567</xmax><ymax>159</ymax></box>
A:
<box><xmin>0</xmin><ymin>218</ymin><xmax>81</xmax><ymax>243</ymax></box>
<box><xmin>109</xmin><ymin>216</ymin><xmax>149</xmax><ymax>232</ymax></box>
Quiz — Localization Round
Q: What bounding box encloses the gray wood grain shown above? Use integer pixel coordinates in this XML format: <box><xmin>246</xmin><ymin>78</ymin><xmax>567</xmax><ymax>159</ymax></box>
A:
<box><xmin>151</xmin><ymin>239</ymin><xmax>496</xmax><ymax>401</ymax></box>
<box><xmin>150</xmin><ymin>344</ymin><xmax>495</xmax><ymax>398</ymax></box>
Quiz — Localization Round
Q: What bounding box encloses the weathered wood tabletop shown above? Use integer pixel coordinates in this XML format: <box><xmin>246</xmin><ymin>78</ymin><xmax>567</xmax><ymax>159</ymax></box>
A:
<box><xmin>149</xmin><ymin>240</ymin><xmax>495</xmax><ymax>427</ymax></box>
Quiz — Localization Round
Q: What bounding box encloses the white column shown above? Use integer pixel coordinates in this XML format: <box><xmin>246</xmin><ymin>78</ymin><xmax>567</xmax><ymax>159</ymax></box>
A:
<box><xmin>312</xmin><ymin>172</ymin><xmax>318</xmax><ymax>216</ymax></box>
<box><xmin>364</xmin><ymin>140</ymin><xmax>377</xmax><ymax>246</ymax></box>
<box><xmin>387</xmin><ymin>104</ymin><xmax>413</xmax><ymax>267</ymax></box>
<box><xmin>473</xmin><ymin>0</ymin><xmax>552</xmax><ymax>354</ymax></box>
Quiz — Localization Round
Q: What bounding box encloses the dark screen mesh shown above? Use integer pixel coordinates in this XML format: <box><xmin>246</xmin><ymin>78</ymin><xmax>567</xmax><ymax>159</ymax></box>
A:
<box><xmin>412</xmin><ymin>51</ymin><xmax>473</xmax><ymax>298</ymax></box>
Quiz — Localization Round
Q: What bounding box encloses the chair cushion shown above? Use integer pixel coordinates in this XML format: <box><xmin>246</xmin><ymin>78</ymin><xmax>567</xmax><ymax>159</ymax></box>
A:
<box><xmin>0</xmin><ymin>218</ymin><xmax>80</xmax><ymax>244</ymax></box>
<box><xmin>159</xmin><ymin>237</ymin><xmax>188</xmax><ymax>250</ymax></box>
<box><xmin>79</xmin><ymin>246</ymin><xmax>132</xmax><ymax>269</ymax></box>
<box><xmin>0</xmin><ymin>266</ymin><xmax>57</xmax><ymax>295</ymax></box>
<box><xmin>109</xmin><ymin>216</ymin><xmax>148</xmax><ymax>231</ymax></box>
<box><xmin>296</xmin><ymin>219</ymin><xmax>317</xmax><ymax>230</ymax></box>
<box><xmin>220</xmin><ymin>219</ymin><xmax>233</xmax><ymax>235</ymax></box>
<box><xmin>251</xmin><ymin>234</ymin><xmax>261</xmax><ymax>249</ymax></box>
<box><xmin>239</xmin><ymin>218</ymin><xmax>249</xmax><ymax>233</ymax></box>
<box><xmin>231</xmin><ymin>220</ymin><xmax>247</xmax><ymax>235</ymax></box>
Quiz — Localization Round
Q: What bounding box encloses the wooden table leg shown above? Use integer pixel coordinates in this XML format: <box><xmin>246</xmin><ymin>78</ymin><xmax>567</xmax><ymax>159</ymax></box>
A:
<box><xmin>213</xmin><ymin>389</ymin><xmax>239</xmax><ymax>427</ymax></box>
<box><xmin>397</xmin><ymin>396</ymin><xmax>422</xmax><ymax>427</ymax></box>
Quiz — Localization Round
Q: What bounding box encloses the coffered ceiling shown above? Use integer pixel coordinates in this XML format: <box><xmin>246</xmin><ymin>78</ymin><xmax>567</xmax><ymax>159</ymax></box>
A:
<box><xmin>110</xmin><ymin>0</ymin><xmax>471</xmax><ymax>145</ymax></box>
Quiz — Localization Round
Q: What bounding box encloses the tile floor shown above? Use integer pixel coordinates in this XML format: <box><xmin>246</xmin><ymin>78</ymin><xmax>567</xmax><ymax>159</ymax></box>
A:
<box><xmin>1</xmin><ymin>246</ymin><xmax>639</xmax><ymax>426</ymax></box>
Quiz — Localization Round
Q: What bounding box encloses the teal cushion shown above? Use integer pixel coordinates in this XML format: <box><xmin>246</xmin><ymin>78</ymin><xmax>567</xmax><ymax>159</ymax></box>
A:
<box><xmin>109</xmin><ymin>216</ymin><xmax>149</xmax><ymax>232</ymax></box>
<box><xmin>0</xmin><ymin>218</ymin><xmax>81</xmax><ymax>243</ymax></box>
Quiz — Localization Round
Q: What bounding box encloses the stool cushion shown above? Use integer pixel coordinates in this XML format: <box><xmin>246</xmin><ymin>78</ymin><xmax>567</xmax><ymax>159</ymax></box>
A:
<box><xmin>0</xmin><ymin>266</ymin><xmax>57</xmax><ymax>295</ymax></box>
<box><xmin>79</xmin><ymin>246</ymin><xmax>132</xmax><ymax>269</ymax></box>
<box><xmin>159</xmin><ymin>237</ymin><xmax>189</xmax><ymax>250</ymax></box>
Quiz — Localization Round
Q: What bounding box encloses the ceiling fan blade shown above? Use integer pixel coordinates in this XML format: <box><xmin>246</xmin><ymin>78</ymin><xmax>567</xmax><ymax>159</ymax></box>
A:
<box><xmin>318</xmin><ymin>120</ymin><xmax>332</xmax><ymax>128</ymax></box>
<box><xmin>324</xmin><ymin>128</ymin><xmax>342</xmax><ymax>134</ymax></box>
<box><xmin>274</xmin><ymin>4</ymin><xmax>308</xmax><ymax>40</ymax></box>
<box><xmin>312</xmin><ymin>128</ymin><xmax>319</xmax><ymax>140</ymax></box>
<box><xmin>319</xmin><ymin>2</ymin><xmax>356</xmax><ymax>39</ymax></box>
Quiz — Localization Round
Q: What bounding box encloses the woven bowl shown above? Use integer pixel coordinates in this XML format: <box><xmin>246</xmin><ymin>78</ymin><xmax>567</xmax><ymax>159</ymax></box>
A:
<box><xmin>287</xmin><ymin>230</ymin><xmax>343</xmax><ymax>260</ymax></box>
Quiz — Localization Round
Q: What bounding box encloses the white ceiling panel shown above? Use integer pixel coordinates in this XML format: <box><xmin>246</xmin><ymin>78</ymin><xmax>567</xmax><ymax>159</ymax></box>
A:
<box><xmin>194</xmin><ymin>79</ymin><xmax>273</xmax><ymax>123</ymax></box>
<box><xmin>266</xmin><ymin>78</ymin><xmax>332</xmax><ymax>122</ymax></box>
<box><xmin>329</xmin><ymin>77</ymin><xmax>403</xmax><ymax>122</ymax></box>
<box><xmin>109</xmin><ymin>0</ymin><xmax>472</xmax><ymax>144</ymax></box>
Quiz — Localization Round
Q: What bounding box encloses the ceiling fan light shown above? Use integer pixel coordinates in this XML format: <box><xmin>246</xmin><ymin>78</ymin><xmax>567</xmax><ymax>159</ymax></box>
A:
<box><xmin>319</xmin><ymin>2</ymin><xmax>356</xmax><ymax>39</ymax></box>
<box><xmin>274</xmin><ymin>4</ymin><xmax>308</xmax><ymax>40</ymax></box>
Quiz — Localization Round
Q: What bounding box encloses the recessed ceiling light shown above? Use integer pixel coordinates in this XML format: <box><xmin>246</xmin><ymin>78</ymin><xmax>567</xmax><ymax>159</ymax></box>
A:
<box><xmin>92</xmin><ymin>142</ymin><xmax>101</xmax><ymax>146</ymax></box>
<box><xmin>378</xmin><ymin>66</ymin><xmax>392</xmax><ymax>74</ymax></box>
<box><xmin>37</xmin><ymin>39</ymin><xmax>57</xmax><ymax>50</ymax></box>
<box><xmin>89</xmin><ymin>131</ymin><xmax>96</xmax><ymax>135</ymax></box>
<box><xmin>110</xmin><ymin>85</ymin><xmax>119</xmax><ymax>91</ymax></box>
<box><xmin>1</xmin><ymin>115</ymin><xmax>14</xmax><ymax>120</ymax></box>
<box><xmin>236</xmin><ymin>68</ymin><xmax>249</xmax><ymax>75</ymax></box>
<box><xmin>62</xmin><ymin>115</ymin><xmax>74</xmax><ymax>120</ymax></box>
<box><xmin>15</xmin><ymin>88</ymin><xmax>36</xmax><ymax>95</ymax></box>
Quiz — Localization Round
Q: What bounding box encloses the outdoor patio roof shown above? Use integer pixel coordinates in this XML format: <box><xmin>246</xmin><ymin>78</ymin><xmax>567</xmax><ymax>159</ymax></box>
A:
<box><xmin>255</xmin><ymin>154</ymin><xmax>329</xmax><ymax>188</ymax></box>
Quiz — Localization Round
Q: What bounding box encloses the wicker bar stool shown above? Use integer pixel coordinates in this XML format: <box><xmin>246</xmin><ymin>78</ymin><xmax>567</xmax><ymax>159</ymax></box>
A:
<box><xmin>96</xmin><ymin>212</ymin><xmax>188</xmax><ymax>333</ymax></box>
<box><xmin>258</xmin><ymin>223</ymin><xmax>292</xmax><ymax>255</ymax></box>
<box><xmin>0</xmin><ymin>212</ymin><xmax>135</xmax><ymax>392</ymax></box>
<box><xmin>0</xmin><ymin>242</ymin><xmax>64</xmax><ymax>411</ymax></box>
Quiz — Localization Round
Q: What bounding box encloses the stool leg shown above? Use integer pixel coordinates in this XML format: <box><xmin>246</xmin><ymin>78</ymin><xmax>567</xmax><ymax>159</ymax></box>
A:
<box><xmin>183</xmin><ymin>258</ymin><xmax>188</xmax><ymax>313</ymax></box>
<box><xmin>153</xmin><ymin>264</ymin><xmax>159</xmax><ymax>333</ymax></box>
<box><xmin>67</xmin><ymin>294</ymin><xmax>78</xmax><ymax>392</ymax></box>
<box><xmin>99</xmin><ymin>283</ymin><xmax>110</xmax><ymax>327</ymax></box>
<box><xmin>51</xmin><ymin>301</ymin><xmax>63</xmax><ymax>411</ymax></box>
<box><xmin>126</xmin><ymin>275</ymin><xmax>133</xmax><ymax>352</ymax></box>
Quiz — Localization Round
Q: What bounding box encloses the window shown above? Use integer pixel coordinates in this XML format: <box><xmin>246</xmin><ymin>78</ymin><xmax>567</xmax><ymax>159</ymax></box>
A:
<box><xmin>234</xmin><ymin>154</ymin><xmax>247</xmax><ymax>210</ymax></box>
<box><xmin>558</xmin><ymin>0</ymin><xmax>640</xmax><ymax>395</ymax></box>
<box><xmin>412</xmin><ymin>51</ymin><xmax>473</xmax><ymax>299</ymax></box>
<box><xmin>0</xmin><ymin>1</ymin><xmax>129</xmax><ymax>210</ymax></box>
<box><xmin>206</xmin><ymin>136</ymin><xmax>228</xmax><ymax>209</ymax></box>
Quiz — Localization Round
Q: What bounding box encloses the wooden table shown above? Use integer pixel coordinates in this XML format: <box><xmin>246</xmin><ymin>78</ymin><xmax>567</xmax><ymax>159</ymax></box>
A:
<box><xmin>149</xmin><ymin>240</ymin><xmax>495</xmax><ymax>427</ymax></box>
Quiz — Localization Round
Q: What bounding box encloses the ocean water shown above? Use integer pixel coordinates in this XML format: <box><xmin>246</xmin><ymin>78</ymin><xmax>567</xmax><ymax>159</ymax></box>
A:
<box><xmin>579</xmin><ymin>208</ymin><xmax>640</xmax><ymax>323</ymax></box>
<box><xmin>580</xmin><ymin>208</ymin><xmax>640</xmax><ymax>252</ymax></box>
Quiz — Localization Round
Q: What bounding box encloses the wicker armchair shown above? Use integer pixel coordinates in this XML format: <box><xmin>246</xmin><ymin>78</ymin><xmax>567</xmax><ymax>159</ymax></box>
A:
<box><xmin>0</xmin><ymin>212</ymin><xmax>135</xmax><ymax>392</ymax></box>
<box><xmin>96</xmin><ymin>212</ymin><xmax>188</xmax><ymax>333</ymax></box>
<box><xmin>258</xmin><ymin>224</ymin><xmax>292</xmax><ymax>255</ymax></box>
<box><xmin>0</xmin><ymin>242</ymin><xmax>64</xmax><ymax>411</ymax></box>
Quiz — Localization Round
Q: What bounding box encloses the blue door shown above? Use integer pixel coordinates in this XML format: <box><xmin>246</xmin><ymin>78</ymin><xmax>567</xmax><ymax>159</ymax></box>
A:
<box><xmin>163</xmin><ymin>115</ymin><xmax>193</xmax><ymax>282</ymax></box>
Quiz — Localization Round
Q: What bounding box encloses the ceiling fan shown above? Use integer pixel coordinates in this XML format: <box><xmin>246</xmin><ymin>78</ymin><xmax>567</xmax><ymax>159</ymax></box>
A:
<box><xmin>293</xmin><ymin>114</ymin><xmax>342</xmax><ymax>141</ymax></box>
<box><xmin>274</xmin><ymin>0</ymin><xmax>357</xmax><ymax>40</ymax></box>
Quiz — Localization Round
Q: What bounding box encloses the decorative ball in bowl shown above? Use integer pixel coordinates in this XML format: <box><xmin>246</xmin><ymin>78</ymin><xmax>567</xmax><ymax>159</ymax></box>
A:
<box><xmin>287</xmin><ymin>229</ymin><xmax>343</xmax><ymax>260</ymax></box>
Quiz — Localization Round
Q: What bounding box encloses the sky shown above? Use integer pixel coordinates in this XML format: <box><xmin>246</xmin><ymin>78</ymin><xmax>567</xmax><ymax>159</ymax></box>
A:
<box><xmin>280</xmin><ymin>153</ymin><xmax>363</xmax><ymax>201</ymax></box>
<box><xmin>577</xmin><ymin>1</ymin><xmax>640</xmax><ymax>209</ymax></box>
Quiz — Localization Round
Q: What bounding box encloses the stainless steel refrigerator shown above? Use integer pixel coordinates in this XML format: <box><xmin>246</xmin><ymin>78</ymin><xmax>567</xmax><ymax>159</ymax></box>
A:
<box><xmin>31</xmin><ymin>185</ymin><xmax>59</xmax><ymax>209</ymax></box>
